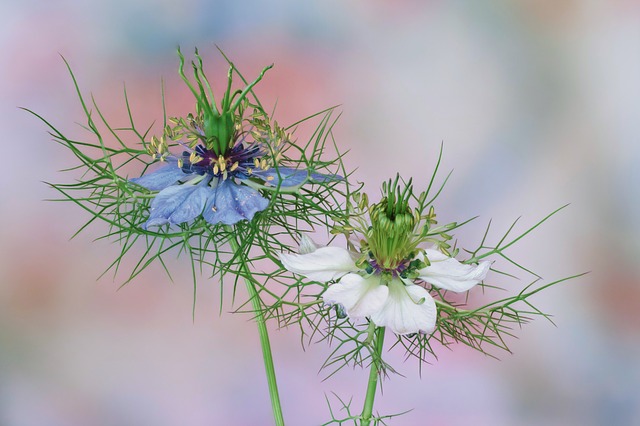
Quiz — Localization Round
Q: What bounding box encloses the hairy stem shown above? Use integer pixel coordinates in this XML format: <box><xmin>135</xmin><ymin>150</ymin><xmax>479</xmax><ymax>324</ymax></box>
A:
<box><xmin>360</xmin><ymin>327</ymin><xmax>386</xmax><ymax>426</ymax></box>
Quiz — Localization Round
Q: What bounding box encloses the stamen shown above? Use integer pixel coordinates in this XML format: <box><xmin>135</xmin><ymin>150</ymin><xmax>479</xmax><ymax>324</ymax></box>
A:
<box><xmin>188</xmin><ymin>136</ymin><xmax>199</xmax><ymax>149</ymax></box>
<box><xmin>158</xmin><ymin>136</ymin><xmax>167</xmax><ymax>154</ymax></box>
<box><xmin>230</xmin><ymin>161</ymin><xmax>239</xmax><ymax>172</ymax></box>
<box><xmin>189</xmin><ymin>152</ymin><xmax>202</xmax><ymax>164</ymax></box>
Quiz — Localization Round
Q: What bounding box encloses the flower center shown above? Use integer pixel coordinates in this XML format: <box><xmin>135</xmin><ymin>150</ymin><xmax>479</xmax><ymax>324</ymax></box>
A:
<box><xmin>180</xmin><ymin>143</ymin><xmax>264</xmax><ymax>179</ymax></box>
<box><xmin>367</xmin><ymin>256</ymin><xmax>411</xmax><ymax>278</ymax></box>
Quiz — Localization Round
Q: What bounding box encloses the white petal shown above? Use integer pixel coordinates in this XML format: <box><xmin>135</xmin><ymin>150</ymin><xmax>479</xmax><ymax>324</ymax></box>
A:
<box><xmin>323</xmin><ymin>274</ymin><xmax>389</xmax><ymax>319</ymax></box>
<box><xmin>279</xmin><ymin>246</ymin><xmax>358</xmax><ymax>282</ymax></box>
<box><xmin>298</xmin><ymin>234</ymin><xmax>319</xmax><ymax>254</ymax></box>
<box><xmin>370</xmin><ymin>279</ymin><xmax>437</xmax><ymax>335</ymax></box>
<box><xmin>417</xmin><ymin>249</ymin><xmax>491</xmax><ymax>293</ymax></box>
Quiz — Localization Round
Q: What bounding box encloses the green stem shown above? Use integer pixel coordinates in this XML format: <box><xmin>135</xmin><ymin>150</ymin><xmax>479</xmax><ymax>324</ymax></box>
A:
<box><xmin>226</xmin><ymin>229</ymin><xmax>285</xmax><ymax>426</ymax></box>
<box><xmin>360</xmin><ymin>327</ymin><xmax>386</xmax><ymax>426</ymax></box>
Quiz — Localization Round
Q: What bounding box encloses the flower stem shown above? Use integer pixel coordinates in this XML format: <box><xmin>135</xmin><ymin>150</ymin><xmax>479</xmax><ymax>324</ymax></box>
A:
<box><xmin>360</xmin><ymin>326</ymin><xmax>386</xmax><ymax>426</ymax></box>
<box><xmin>226</xmin><ymin>229</ymin><xmax>285</xmax><ymax>426</ymax></box>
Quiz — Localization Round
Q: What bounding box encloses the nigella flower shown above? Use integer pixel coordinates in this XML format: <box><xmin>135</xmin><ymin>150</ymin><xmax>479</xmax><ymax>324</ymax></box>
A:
<box><xmin>279</xmin><ymin>177</ymin><xmax>491</xmax><ymax>335</ymax></box>
<box><xmin>130</xmin><ymin>140</ymin><xmax>326</xmax><ymax>228</ymax></box>
<box><xmin>129</xmin><ymin>48</ymin><xmax>330</xmax><ymax>229</ymax></box>
<box><xmin>280</xmin><ymin>239</ymin><xmax>490</xmax><ymax>335</ymax></box>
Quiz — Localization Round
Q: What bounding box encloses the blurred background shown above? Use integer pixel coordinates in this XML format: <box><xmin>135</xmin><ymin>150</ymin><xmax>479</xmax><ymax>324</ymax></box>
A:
<box><xmin>2</xmin><ymin>0</ymin><xmax>639</xmax><ymax>425</ymax></box>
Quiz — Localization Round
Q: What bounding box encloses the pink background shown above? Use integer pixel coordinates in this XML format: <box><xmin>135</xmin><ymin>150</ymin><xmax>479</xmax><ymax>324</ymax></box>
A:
<box><xmin>2</xmin><ymin>1</ymin><xmax>639</xmax><ymax>425</ymax></box>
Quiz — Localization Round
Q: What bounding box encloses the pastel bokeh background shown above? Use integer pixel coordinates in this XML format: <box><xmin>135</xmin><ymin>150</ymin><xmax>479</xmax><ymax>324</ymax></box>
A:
<box><xmin>2</xmin><ymin>1</ymin><xmax>639</xmax><ymax>425</ymax></box>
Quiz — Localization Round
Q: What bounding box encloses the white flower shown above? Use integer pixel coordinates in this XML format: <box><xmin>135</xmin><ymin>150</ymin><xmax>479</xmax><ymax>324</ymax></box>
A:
<box><xmin>280</xmin><ymin>240</ymin><xmax>491</xmax><ymax>335</ymax></box>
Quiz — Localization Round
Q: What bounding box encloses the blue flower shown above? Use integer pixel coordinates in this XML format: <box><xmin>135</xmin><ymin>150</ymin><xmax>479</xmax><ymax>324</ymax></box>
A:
<box><xmin>130</xmin><ymin>141</ymin><xmax>329</xmax><ymax>228</ymax></box>
<box><xmin>129</xmin><ymin>48</ymin><xmax>336</xmax><ymax>229</ymax></box>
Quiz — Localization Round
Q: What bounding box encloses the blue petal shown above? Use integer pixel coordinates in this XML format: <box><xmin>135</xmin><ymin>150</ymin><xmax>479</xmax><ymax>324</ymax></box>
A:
<box><xmin>130</xmin><ymin>159</ymin><xmax>189</xmax><ymax>191</ymax></box>
<box><xmin>252</xmin><ymin>167</ymin><xmax>339</xmax><ymax>187</ymax></box>
<box><xmin>144</xmin><ymin>179</ymin><xmax>212</xmax><ymax>229</ymax></box>
<box><xmin>202</xmin><ymin>179</ymin><xmax>269</xmax><ymax>225</ymax></box>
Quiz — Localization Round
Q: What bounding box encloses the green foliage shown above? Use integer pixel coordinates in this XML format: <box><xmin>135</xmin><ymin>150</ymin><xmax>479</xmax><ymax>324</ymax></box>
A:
<box><xmin>321</xmin><ymin>392</ymin><xmax>412</xmax><ymax>425</ymax></box>
<box><xmin>27</xmin><ymin>50</ymin><xmax>351</xmax><ymax>314</ymax></box>
<box><xmin>28</xmin><ymin>47</ymin><xmax>581</xmax><ymax>426</ymax></box>
<box><xmin>266</xmin><ymin>145</ymin><xmax>581</xmax><ymax>379</ymax></box>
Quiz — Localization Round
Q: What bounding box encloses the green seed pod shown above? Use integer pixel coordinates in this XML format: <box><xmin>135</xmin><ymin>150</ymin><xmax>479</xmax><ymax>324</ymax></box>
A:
<box><xmin>366</xmin><ymin>177</ymin><xmax>418</xmax><ymax>271</ymax></box>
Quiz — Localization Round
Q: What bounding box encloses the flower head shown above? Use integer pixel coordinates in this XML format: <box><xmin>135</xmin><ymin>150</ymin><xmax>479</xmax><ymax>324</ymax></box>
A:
<box><xmin>129</xmin><ymin>49</ymin><xmax>331</xmax><ymax>228</ymax></box>
<box><xmin>280</xmin><ymin>177</ymin><xmax>491</xmax><ymax>335</ymax></box>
